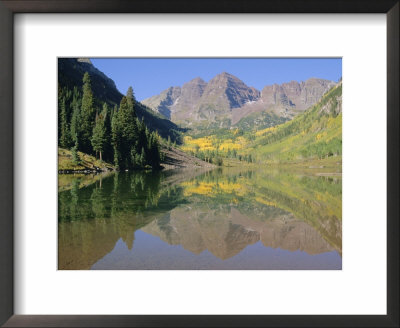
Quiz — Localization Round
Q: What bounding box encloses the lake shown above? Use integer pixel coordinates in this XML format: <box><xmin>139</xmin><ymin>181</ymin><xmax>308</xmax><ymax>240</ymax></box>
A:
<box><xmin>58</xmin><ymin>168</ymin><xmax>342</xmax><ymax>270</ymax></box>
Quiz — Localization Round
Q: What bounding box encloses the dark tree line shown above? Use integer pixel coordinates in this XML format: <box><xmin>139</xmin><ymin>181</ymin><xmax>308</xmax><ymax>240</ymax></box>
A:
<box><xmin>58</xmin><ymin>72</ymin><xmax>162</xmax><ymax>170</ymax></box>
<box><xmin>187</xmin><ymin>147</ymin><xmax>255</xmax><ymax>165</ymax></box>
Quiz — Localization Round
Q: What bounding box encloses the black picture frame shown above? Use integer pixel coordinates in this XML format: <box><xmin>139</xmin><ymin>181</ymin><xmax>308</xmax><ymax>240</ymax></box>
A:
<box><xmin>0</xmin><ymin>0</ymin><xmax>398</xmax><ymax>327</ymax></box>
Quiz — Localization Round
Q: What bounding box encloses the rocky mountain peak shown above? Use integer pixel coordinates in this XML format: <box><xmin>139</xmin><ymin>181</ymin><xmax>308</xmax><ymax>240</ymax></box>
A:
<box><xmin>142</xmin><ymin>73</ymin><xmax>336</xmax><ymax>129</ymax></box>
<box><xmin>259</xmin><ymin>78</ymin><xmax>336</xmax><ymax>111</ymax></box>
<box><xmin>200</xmin><ymin>72</ymin><xmax>260</xmax><ymax>110</ymax></box>
<box><xmin>181</xmin><ymin>78</ymin><xmax>206</xmax><ymax>98</ymax></box>
<box><xmin>185</xmin><ymin>77</ymin><xmax>206</xmax><ymax>85</ymax></box>
<box><xmin>209</xmin><ymin>72</ymin><xmax>241</xmax><ymax>85</ymax></box>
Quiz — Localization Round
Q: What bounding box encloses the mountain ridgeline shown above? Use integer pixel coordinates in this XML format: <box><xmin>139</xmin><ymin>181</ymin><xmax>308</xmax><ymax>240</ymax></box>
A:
<box><xmin>58</xmin><ymin>58</ymin><xmax>341</xmax><ymax>167</ymax></box>
<box><xmin>181</xmin><ymin>82</ymin><xmax>342</xmax><ymax>165</ymax></box>
<box><xmin>57</xmin><ymin>60</ymin><xmax>342</xmax><ymax>270</ymax></box>
<box><xmin>142</xmin><ymin>72</ymin><xmax>336</xmax><ymax>132</ymax></box>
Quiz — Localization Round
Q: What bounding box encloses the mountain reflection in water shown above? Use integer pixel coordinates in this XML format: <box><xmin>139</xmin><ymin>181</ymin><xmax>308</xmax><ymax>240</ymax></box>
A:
<box><xmin>58</xmin><ymin>168</ymin><xmax>342</xmax><ymax>270</ymax></box>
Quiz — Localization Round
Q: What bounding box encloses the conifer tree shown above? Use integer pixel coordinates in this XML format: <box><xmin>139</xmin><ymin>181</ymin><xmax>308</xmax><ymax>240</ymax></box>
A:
<box><xmin>59</xmin><ymin>78</ymin><xmax>165</xmax><ymax>171</ymax></box>
<box><xmin>136</xmin><ymin>118</ymin><xmax>147</xmax><ymax>156</ymax></box>
<box><xmin>91</xmin><ymin>111</ymin><xmax>107</xmax><ymax>161</ymax></box>
<box><xmin>59</xmin><ymin>97</ymin><xmax>72</xmax><ymax>148</ymax></box>
<box><xmin>140</xmin><ymin>147</ymin><xmax>146</xmax><ymax>167</ymax></box>
<box><xmin>101</xmin><ymin>103</ymin><xmax>112</xmax><ymax>162</ymax></box>
<box><xmin>57</xmin><ymin>85</ymin><xmax>62</xmax><ymax>140</ymax></box>
<box><xmin>113</xmin><ymin>88</ymin><xmax>141</xmax><ymax>169</ymax></box>
<box><xmin>70</xmin><ymin>104</ymin><xmax>81</xmax><ymax>145</ymax></box>
<box><xmin>148</xmin><ymin>132</ymin><xmax>161</xmax><ymax>169</ymax></box>
<box><xmin>111</xmin><ymin>106</ymin><xmax>122</xmax><ymax>170</ymax></box>
<box><xmin>71</xmin><ymin>136</ymin><xmax>80</xmax><ymax>165</ymax></box>
<box><xmin>112</xmin><ymin>104</ymin><xmax>117</xmax><ymax>118</ymax></box>
<box><xmin>119</xmin><ymin>96</ymin><xmax>137</xmax><ymax>169</ymax></box>
<box><xmin>126</xmin><ymin>86</ymin><xmax>136</xmax><ymax>118</ymax></box>
<box><xmin>80</xmin><ymin>72</ymin><xmax>96</xmax><ymax>153</ymax></box>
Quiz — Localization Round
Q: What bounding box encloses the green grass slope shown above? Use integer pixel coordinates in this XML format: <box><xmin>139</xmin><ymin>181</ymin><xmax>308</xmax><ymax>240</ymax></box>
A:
<box><xmin>58</xmin><ymin>148</ymin><xmax>115</xmax><ymax>172</ymax></box>
<box><xmin>245</xmin><ymin>83</ymin><xmax>342</xmax><ymax>164</ymax></box>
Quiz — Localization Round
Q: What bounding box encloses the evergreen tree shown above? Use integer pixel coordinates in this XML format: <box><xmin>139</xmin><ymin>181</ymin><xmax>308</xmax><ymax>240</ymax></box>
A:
<box><xmin>70</xmin><ymin>104</ymin><xmax>81</xmax><ymax>145</ymax></box>
<box><xmin>59</xmin><ymin>80</ymin><xmax>164</xmax><ymax>171</ymax></box>
<box><xmin>91</xmin><ymin>111</ymin><xmax>107</xmax><ymax>161</ymax></box>
<box><xmin>126</xmin><ymin>86</ymin><xmax>136</xmax><ymax>118</ymax></box>
<box><xmin>136</xmin><ymin>118</ymin><xmax>147</xmax><ymax>155</ymax></box>
<box><xmin>80</xmin><ymin>72</ymin><xmax>96</xmax><ymax>153</ymax></box>
<box><xmin>111</xmin><ymin>107</ymin><xmax>122</xmax><ymax>170</ymax></box>
<box><xmin>59</xmin><ymin>97</ymin><xmax>72</xmax><ymax>148</ymax></box>
<box><xmin>112</xmin><ymin>104</ymin><xmax>117</xmax><ymax>119</ymax></box>
<box><xmin>102</xmin><ymin>103</ymin><xmax>113</xmax><ymax>162</ymax></box>
<box><xmin>57</xmin><ymin>85</ymin><xmax>62</xmax><ymax>140</ymax></box>
<box><xmin>148</xmin><ymin>132</ymin><xmax>161</xmax><ymax>169</ymax></box>
<box><xmin>58</xmin><ymin>86</ymin><xmax>73</xmax><ymax>141</ymax></box>
<box><xmin>140</xmin><ymin>147</ymin><xmax>146</xmax><ymax>167</ymax></box>
<box><xmin>71</xmin><ymin>137</ymin><xmax>80</xmax><ymax>164</ymax></box>
<box><xmin>119</xmin><ymin>96</ymin><xmax>138</xmax><ymax>169</ymax></box>
<box><xmin>132</xmin><ymin>152</ymin><xmax>141</xmax><ymax>168</ymax></box>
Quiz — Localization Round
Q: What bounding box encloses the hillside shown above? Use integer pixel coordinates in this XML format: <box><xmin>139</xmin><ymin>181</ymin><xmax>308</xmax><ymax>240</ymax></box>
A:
<box><xmin>58</xmin><ymin>59</ymin><xmax>341</xmax><ymax>170</ymax></box>
<box><xmin>142</xmin><ymin>72</ymin><xmax>336</xmax><ymax>132</ymax></box>
<box><xmin>244</xmin><ymin>83</ymin><xmax>342</xmax><ymax>163</ymax></box>
<box><xmin>160</xmin><ymin>145</ymin><xmax>216</xmax><ymax>170</ymax></box>
<box><xmin>58</xmin><ymin>144</ymin><xmax>213</xmax><ymax>173</ymax></box>
<box><xmin>58</xmin><ymin>58</ymin><xmax>183</xmax><ymax>142</ymax></box>
<box><xmin>180</xmin><ymin>83</ymin><xmax>342</xmax><ymax>167</ymax></box>
<box><xmin>58</xmin><ymin>147</ymin><xmax>115</xmax><ymax>173</ymax></box>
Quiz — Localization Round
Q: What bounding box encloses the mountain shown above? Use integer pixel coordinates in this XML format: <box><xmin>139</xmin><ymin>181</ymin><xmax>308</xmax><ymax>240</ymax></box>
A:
<box><xmin>194</xmin><ymin>72</ymin><xmax>259</xmax><ymax>121</ymax></box>
<box><xmin>142</xmin><ymin>72</ymin><xmax>260</xmax><ymax>128</ymax></box>
<box><xmin>58</xmin><ymin>58</ymin><xmax>123</xmax><ymax>106</ymax></box>
<box><xmin>58</xmin><ymin>58</ymin><xmax>183</xmax><ymax>142</ymax></box>
<box><xmin>242</xmin><ymin>82</ymin><xmax>342</xmax><ymax>163</ymax></box>
<box><xmin>141</xmin><ymin>206</ymin><xmax>335</xmax><ymax>260</ymax></box>
<box><xmin>233</xmin><ymin>78</ymin><xmax>337</xmax><ymax>125</ymax></box>
<box><xmin>182</xmin><ymin>82</ymin><xmax>342</xmax><ymax>166</ymax></box>
<box><xmin>142</xmin><ymin>72</ymin><xmax>336</xmax><ymax>131</ymax></box>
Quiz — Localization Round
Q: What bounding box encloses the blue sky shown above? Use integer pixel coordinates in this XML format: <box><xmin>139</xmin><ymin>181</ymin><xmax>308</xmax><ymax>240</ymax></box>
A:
<box><xmin>91</xmin><ymin>58</ymin><xmax>342</xmax><ymax>101</ymax></box>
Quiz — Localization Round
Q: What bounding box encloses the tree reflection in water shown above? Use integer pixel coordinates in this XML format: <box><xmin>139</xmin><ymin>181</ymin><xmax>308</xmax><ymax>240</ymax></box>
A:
<box><xmin>58</xmin><ymin>168</ymin><xmax>341</xmax><ymax>270</ymax></box>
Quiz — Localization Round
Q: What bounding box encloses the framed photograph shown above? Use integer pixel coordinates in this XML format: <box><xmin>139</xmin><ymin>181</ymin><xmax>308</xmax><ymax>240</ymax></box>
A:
<box><xmin>0</xmin><ymin>0</ymin><xmax>398</xmax><ymax>327</ymax></box>
<box><xmin>57</xmin><ymin>57</ymin><xmax>343</xmax><ymax>271</ymax></box>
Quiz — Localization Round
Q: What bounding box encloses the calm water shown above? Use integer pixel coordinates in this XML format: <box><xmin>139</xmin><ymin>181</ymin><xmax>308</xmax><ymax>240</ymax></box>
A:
<box><xmin>58</xmin><ymin>168</ymin><xmax>342</xmax><ymax>270</ymax></box>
